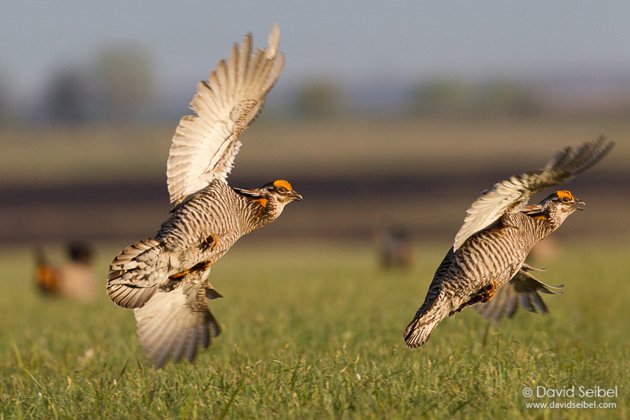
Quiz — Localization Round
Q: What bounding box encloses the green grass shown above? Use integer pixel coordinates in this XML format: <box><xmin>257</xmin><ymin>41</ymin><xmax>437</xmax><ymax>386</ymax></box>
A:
<box><xmin>1</xmin><ymin>241</ymin><xmax>628</xmax><ymax>418</ymax></box>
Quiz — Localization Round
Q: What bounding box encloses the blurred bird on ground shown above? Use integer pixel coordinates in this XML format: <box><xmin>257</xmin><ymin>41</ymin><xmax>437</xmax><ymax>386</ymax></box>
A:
<box><xmin>35</xmin><ymin>242</ymin><xmax>96</xmax><ymax>303</ymax></box>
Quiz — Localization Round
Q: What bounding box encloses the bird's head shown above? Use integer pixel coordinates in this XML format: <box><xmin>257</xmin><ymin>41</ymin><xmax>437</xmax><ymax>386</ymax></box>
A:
<box><xmin>235</xmin><ymin>179</ymin><xmax>302</xmax><ymax>222</ymax></box>
<box><xmin>260</xmin><ymin>179</ymin><xmax>303</xmax><ymax>205</ymax></box>
<box><xmin>536</xmin><ymin>190</ymin><xmax>584</xmax><ymax>228</ymax></box>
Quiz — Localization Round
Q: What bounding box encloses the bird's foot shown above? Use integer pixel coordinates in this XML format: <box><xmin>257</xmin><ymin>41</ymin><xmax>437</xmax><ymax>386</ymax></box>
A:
<box><xmin>168</xmin><ymin>261</ymin><xmax>213</xmax><ymax>282</ymax></box>
<box><xmin>480</xmin><ymin>280</ymin><xmax>498</xmax><ymax>303</ymax></box>
<box><xmin>459</xmin><ymin>280</ymin><xmax>498</xmax><ymax>312</ymax></box>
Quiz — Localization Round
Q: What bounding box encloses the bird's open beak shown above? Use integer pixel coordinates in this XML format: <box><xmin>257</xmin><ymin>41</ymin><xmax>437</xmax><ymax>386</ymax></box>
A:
<box><xmin>574</xmin><ymin>198</ymin><xmax>586</xmax><ymax>211</ymax></box>
<box><xmin>290</xmin><ymin>190</ymin><xmax>303</xmax><ymax>201</ymax></box>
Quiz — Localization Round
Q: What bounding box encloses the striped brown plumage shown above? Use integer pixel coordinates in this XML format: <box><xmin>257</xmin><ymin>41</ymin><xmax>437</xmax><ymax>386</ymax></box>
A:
<box><xmin>106</xmin><ymin>26</ymin><xmax>301</xmax><ymax>367</ymax></box>
<box><xmin>403</xmin><ymin>138</ymin><xmax>614</xmax><ymax>348</ymax></box>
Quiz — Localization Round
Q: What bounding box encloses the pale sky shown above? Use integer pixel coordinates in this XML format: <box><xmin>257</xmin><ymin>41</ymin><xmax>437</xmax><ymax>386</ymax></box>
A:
<box><xmin>2</xmin><ymin>1</ymin><xmax>630</xmax><ymax>98</ymax></box>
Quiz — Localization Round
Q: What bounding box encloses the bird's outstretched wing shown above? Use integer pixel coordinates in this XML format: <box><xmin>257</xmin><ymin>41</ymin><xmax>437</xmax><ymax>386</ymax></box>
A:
<box><xmin>474</xmin><ymin>264</ymin><xmax>563</xmax><ymax>322</ymax></box>
<box><xmin>453</xmin><ymin>137</ymin><xmax>614</xmax><ymax>250</ymax></box>
<box><xmin>166</xmin><ymin>25</ymin><xmax>285</xmax><ymax>204</ymax></box>
<box><xmin>133</xmin><ymin>268</ymin><xmax>222</xmax><ymax>368</ymax></box>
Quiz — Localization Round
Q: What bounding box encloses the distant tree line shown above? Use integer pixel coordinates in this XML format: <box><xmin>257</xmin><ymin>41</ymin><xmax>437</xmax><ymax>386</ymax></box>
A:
<box><xmin>406</xmin><ymin>78</ymin><xmax>544</xmax><ymax>118</ymax></box>
<box><xmin>1</xmin><ymin>56</ymin><xmax>629</xmax><ymax>125</ymax></box>
<box><xmin>0</xmin><ymin>44</ymin><xmax>153</xmax><ymax>125</ymax></box>
<box><xmin>288</xmin><ymin>76</ymin><xmax>545</xmax><ymax>119</ymax></box>
<box><xmin>44</xmin><ymin>45</ymin><xmax>154</xmax><ymax>124</ymax></box>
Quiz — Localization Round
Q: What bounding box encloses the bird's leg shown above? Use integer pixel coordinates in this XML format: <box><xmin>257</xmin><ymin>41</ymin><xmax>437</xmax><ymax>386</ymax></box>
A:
<box><xmin>169</xmin><ymin>269</ymin><xmax>191</xmax><ymax>280</ymax></box>
<box><xmin>482</xmin><ymin>279</ymin><xmax>498</xmax><ymax>302</ymax></box>
<box><xmin>163</xmin><ymin>260</ymin><xmax>213</xmax><ymax>292</ymax></box>
<box><xmin>169</xmin><ymin>260</ymin><xmax>213</xmax><ymax>281</ymax></box>
<box><xmin>456</xmin><ymin>280</ymin><xmax>498</xmax><ymax>313</ymax></box>
<box><xmin>199</xmin><ymin>234</ymin><xmax>217</xmax><ymax>252</ymax></box>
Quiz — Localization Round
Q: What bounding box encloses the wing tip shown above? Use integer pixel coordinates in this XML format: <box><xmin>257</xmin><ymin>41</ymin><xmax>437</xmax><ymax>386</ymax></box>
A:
<box><xmin>165</xmin><ymin>25</ymin><xmax>284</xmax><ymax>203</ymax></box>
<box><xmin>267</xmin><ymin>24</ymin><xmax>281</xmax><ymax>58</ymax></box>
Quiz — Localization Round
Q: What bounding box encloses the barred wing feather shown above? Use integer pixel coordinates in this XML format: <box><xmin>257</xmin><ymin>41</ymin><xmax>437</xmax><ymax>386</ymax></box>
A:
<box><xmin>167</xmin><ymin>25</ymin><xmax>285</xmax><ymax>204</ymax></box>
<box><xmin>474</xmin><ymin>266</ymin><xmax>563</xmax><ymax>322</ymax></box>
<box><xmin>133</xmin><ymin>269</ymin><xmax>222</xmax><ymax>367</ymax></box>
<box><xmin>453</xmin><ymin>137</ymin><xmax>614</xmax><ymax>250</ymax></box>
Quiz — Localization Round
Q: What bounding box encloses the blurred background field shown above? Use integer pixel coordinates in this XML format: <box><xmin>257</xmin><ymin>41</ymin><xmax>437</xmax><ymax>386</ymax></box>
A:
<box><xmin>2</xmin><ymin>3</ymin><xmax>630</xmax><ymax>247</ymax></box>
<box><xmin>1</xmin><ymin>118</ymin><xmax>628</xmax><ymax>247</ymax></box>
<box><xmin>1</xmin><ymin>1</ymin><xmax>630</xmax><ymax>417</ymax></box>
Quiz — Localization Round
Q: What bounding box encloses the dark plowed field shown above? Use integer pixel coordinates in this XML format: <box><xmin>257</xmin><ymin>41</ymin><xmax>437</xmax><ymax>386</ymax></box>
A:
<box><xmin>3</xmin><ymin>167</ymin><xmax>627</xmax><ymax>245</ymax></box>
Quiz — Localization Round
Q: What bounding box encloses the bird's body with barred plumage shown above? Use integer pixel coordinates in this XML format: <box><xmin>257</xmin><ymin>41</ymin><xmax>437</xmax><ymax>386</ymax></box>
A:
<box><xmin>106</xmin><ymin>26</ymin><xmax>301</xmax><ymax>367</ymax></box>
<box><xmin>404</xmin><ymin>139</ymin><xmax>614</xmax><ymax>348</ymax></box>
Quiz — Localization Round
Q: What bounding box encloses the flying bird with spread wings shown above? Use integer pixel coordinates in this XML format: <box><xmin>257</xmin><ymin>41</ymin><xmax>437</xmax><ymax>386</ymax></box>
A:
<box><xmin>107</xmin><ymin>25</ymin><xmax>302</xmax><ymax>367</ymax></box>
<box><xmin>403</xmin><ymin>138</ymin><xmax>614</xmax><ymax>348</ymax></box>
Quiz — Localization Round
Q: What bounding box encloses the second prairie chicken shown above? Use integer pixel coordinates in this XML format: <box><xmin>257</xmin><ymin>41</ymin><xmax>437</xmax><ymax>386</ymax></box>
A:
<box><xmin>107</xmin><ymin>25</ymin><xmax>302</xmax><ymax>367</ymax></box>
<box><xmin>403</xmin><ymin>138</ymin><xmax>614</xmax><ymax>348</ymax></box>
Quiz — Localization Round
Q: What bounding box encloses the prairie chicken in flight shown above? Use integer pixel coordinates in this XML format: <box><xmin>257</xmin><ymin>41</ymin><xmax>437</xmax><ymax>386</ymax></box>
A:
<box><xmin>107</xmin><ymin>25</ymin><xmax>301</xmax><ymax>367</ymax></box>
<box><xmin>403</xmin><ymin>138</ymin><xmax>614</xmax><ymax>348</ymax></box>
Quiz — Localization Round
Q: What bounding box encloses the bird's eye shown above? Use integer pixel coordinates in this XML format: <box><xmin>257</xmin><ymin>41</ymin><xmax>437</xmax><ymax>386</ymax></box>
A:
<box><xmin>561</xmin><ymin>196</ymin><xmax>570</xmax><ymax>203</ymax></box>
<box><xmin>277</xmin><ymin>186</ymin><xmax>287</xmax><ymax>193</ymax></box>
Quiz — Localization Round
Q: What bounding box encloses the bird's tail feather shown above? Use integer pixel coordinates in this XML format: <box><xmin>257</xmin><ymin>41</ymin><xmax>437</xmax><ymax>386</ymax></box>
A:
<box><xmin>403</xmin><ymin>316</ymin><xmax>442</xmax><ymax>348</ymax></box>
<box><xmin>403</xmin><ymin>296</ymin><xmax>450</xmax><ymax>348</ymax></box>
<box><xmin>107</xmin><ymin>238</ymin><xmax>163</xmax><ymax>309</ymax></box>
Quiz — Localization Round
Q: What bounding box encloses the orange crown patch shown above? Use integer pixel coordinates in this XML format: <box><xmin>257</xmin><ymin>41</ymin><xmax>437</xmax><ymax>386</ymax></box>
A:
<box><xmin>555</xmin><ymin>190</ymin><xmax>574</xmax><ymax>200</ymax></box>
<box><xmin>273</xmin><ymin>179</ymin><xmax>293</xmax><ymax>190</ymax></box>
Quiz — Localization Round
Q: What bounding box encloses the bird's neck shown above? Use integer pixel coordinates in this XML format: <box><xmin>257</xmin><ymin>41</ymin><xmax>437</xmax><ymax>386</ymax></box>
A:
<box><xmin>529</xmin><ymin>212</ymin><xmax>562</xmax><ymax>241</ymax></box>
<box><xmin>243</xmin><ymin>196</ymin><xmax>279</xmax><ymax>232</ymax></box>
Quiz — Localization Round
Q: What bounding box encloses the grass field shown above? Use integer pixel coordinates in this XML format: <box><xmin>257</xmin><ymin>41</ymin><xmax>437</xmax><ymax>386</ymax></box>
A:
<box><xmin>1</xmin><ymin>241</ymin><xmax>627</xmax><ymax>418</ymax></box>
